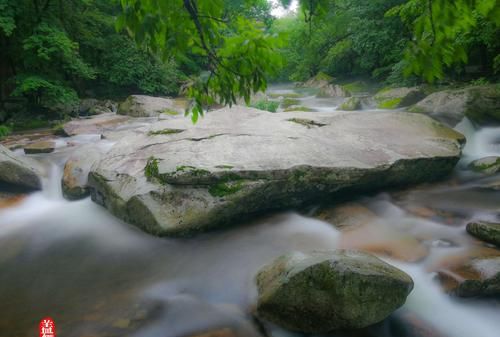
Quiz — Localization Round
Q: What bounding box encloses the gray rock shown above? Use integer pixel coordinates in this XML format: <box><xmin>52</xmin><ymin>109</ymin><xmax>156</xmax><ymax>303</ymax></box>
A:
<box><xmin>118</xmin><ymin>95</ymin><xmax>185</xmax><ymax>117</ymax></box>
<box><xmin>317</xmin><ymin>84</ymin><xmax>351</xmax><ymax>98</ymax></box>
<box><xmin>374</xmin><ymin>87</ymin><xmax>426</xmax><ymax>109</ymax></box>
<box><xmin>466</xmin><ymin>221</ymin><xmax>500</xmax><ymax>247</ymax></box>
<box><xmin>409</xmin><ymin>85</ymin><xmax>500</xmax><ymax>126</ymax></box>
<box><xmin>468</xmin><ymin>156</ymin><xmax>500</xmax><ymax>174</ymax></box>
<box><xmin>24</xmin><ymin>140</ymin><xmax>56</xmax><ymax>154</ymax></box>
<box><xmin>62</xmin><ymin>113</ymin><xmax>130</xmax><ymax>136</ymax></box>
<box><xmin>0</xmin><ymin>145</ymin><xmax>43</xmax><ymax>190</ymax></box>
<box><xmin>62</xmin><ymin>144</ymin><xmax>108</xmax><ymax>200</ymax></box>
<box><xmin>87</xmin><ymin>106</ymin><xmax>464</xmax><ymax>237</ymax></box>
<box><xmin>255</xmin><ymin>250</ymin><xmax>414</xmax><ymax>332</ymax></box>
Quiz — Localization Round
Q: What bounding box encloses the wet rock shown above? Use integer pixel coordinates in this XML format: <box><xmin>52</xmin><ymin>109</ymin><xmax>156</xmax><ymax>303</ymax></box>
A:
<box><xmin>0</xmin><ymin>144</ymin><xmax>43</xmax><ymax>190</ymax></box>
<box><xmin>62</xmin><ymin>113</ymin><xmax>130</xmax><ymax>136</ymax></box>
<box><xmin>432</xmin><ymin>247</ymin><xmax>500</xmax><ymax>297</ymax></box>
<box><xmin>301</xmin><ymin>72</ymin><xmax>333</xmax><ymax>88</ymax></box>
<box><xmin>62</xmin><ymin>144</ymin><xmax>107</xmax><ymax>200</ymax></box>
<box><xmin>79</xmin><ymin>98</ymin><xmax>117</xmax><ymax>116</ymax></box>
<box><xmin>339</xmin><ymin>97</ymin><xmax>362</xmax><ymax>111</ymax></box>
<box><xmin>466</xmin><ymin>221</ymin><xmax>500</xmax><ymax>246</ymax></box>
<box><xmin>374</xmin><ymin>87</ymin><xmax>426</xmax><ymax>109</ymax></box>
<box><xmin>24</xmin><ymin>140</ymin><xmax>55</xmax><ymax>154</ymax></box>
<box><xmin>317</xmin><ymin>84</ymin><xmax>351</xmax><ymax>98</ymax></box>
<box><xmin>468</xmin><ymin>156</ymin><xmax>500</xmax><ymax>175</ymax></box>
<box><xmin>88</xmin><ymin>106</ymin><xmax>464</xmax><ymax>237</ymax></box>
<box><xmin>255</xmin><ymin>250</ymin><xmax>414</xmax><ymax>333</ymax></box>
<box><xmin>409</xmin><ymin>85</ymin><xmax>500</xmax><ymax>126</ymax></box>
<box><xmin>118</xmin><ymin>95</ymin><xmax>185</xmax><ymax>117</ymax></box>
<box><xmin>315</xmin><ymin>203</ymin><xmax>429</xmax><ymax>262</ymax></box>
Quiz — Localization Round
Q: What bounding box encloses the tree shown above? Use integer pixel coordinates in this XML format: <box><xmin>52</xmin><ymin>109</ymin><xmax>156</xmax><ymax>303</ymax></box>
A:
<box><xmin>118</xmin><ymin>0</ymin><xmax>283</xmax><ymax>121</ymax></box>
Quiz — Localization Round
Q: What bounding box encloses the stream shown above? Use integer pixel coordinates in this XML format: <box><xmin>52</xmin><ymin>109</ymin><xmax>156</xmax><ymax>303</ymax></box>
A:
<box><xmin>0</xmin><ymin>86</ymin><xmax>499</xmax><ymax>337</ymax></box>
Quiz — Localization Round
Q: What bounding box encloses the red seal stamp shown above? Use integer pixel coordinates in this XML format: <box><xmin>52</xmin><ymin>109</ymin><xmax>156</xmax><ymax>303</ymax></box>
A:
<box><xmin>39</xmin><ymin>317</ymin><xmax>56</xmax><ymax>337</ymax></box>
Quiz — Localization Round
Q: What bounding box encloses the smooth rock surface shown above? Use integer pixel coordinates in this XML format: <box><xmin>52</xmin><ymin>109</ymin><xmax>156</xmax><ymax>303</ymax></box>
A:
<box><xmin>0</xmin><ymin>145</ymin><xmax>43</xmax><ymax>190</ymax></box>
<box><xmin>409</xmin><ymin>85</ymin><xmax>500</xmax><ymax>126</ymax></box>
<box><xmin>24</xmin><ymin>140</ymin><xmax>55</xmax><ymax>154</ymax></box>
<box><xmin>255</xmin><ymin>250</ymin><xmax>414</xmax><ymax>332</ymax></box>
<box><xmin>118</xmin><ymin>95</ymin><xmax>185</xmax><ymax>117</ymax></box>
<box><xmin>62</xmin><ymin>113</ymin><xmax>130</xmax><ymax>136</ymax></box>
<box><xmin>466</xmin><ymin>221</ymin><xmax>500</xmax><ymax>246</ymax></box>
<box><xmin>88</xmin><ymin>106</ymin><xmax>464</xmax><ymax>236</ymax></box>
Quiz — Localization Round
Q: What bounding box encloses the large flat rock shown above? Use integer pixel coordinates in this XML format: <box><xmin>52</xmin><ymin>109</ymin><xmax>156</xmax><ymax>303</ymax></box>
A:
<box><xmin>0</xmin><ymin>145</ymin><xmax>43</xmax><ymax>190</ymax></box>
<box><xmin>88</xmin><ymin>106</ymin><xmax>464</xmax><ymax>236</ymax></box>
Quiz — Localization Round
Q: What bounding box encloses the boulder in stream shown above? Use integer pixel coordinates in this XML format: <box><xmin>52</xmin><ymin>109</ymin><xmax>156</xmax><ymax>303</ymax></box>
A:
<box><xmin>87</xmin><ymin>106</ymin><xmax>464</xmax><ymax>237</ymax></box>
<box><xmin>468</xmin><ymin>156</ymin><xmax>500</xmax><ymax>175</ymax></box>
<box><xmin>255</xmin><ymin>250</ymin><xmax>414</xmax><ymax>333</ymax></box>
<box><xmin>62</xmin><ymin>113</ymin><xmax>130</xmax><ymax>136</ymax></box>
<box><xmin>118</xmin><ymin>95</ymin><xmax>185</xmax><ymax>117</ymax></box>
<box><xmin>24</xmin><ymin>140</ymin><xmax>56</xmax><ymax>154</ymax></box>
<box><xmin>466</xmin><ymin>221</ymin><xmax>500</xmax><ymax>247</ymax></box>
<box><xmin>374</xmin><ymin>87</ymin><xmax>426</xmax><ymax>109</ymax></box>
<box><xmin>0</xmin><ymin>144</ymin><xmax>43</xmax><ymax>190</ymax></box>
<box><xmin>409</xmin><ymin>85</ymin><xmax>500</xmax><ymax>126</ymax></box>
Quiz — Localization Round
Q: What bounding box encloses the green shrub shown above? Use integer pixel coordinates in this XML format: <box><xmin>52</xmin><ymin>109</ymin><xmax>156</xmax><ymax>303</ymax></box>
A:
<box><xmin>0</xmin><ymin>125</ymin><xmax>11</xmax><ymax>140</ymax></box>
<box><xmin>250</xmin><ymin>100</ymin><xmax>280</xmax><ymax>112</ymax></box>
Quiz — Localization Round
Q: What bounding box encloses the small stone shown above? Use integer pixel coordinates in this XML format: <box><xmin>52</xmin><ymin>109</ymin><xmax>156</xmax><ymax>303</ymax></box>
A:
<box><xmin>24</xmin><ymin>140</ymin><xmax>55</xmax><ymax>154</ymax></box>
<box><xmin>468</xmin><ymin>156</ymin><xmax>500</xmax><ymax>175</ymax></box>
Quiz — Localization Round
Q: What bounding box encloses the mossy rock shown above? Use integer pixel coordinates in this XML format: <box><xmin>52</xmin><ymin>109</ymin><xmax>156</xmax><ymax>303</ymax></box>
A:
<box><xmin>375</xmin><ymin>87</ymin><xmax>426</xmax><ymax>109</ymax></box>
<box><xmin>466</xmin><ymin>221</ymin><xmax>500</xmax><ymax>247</ymax></box>
<box><xmin>281</xmin><ymin>98</ymin><xmax>301</xmax><ymax>108</ymax></box>
<box><xmin>283</xmin><ymin>106</ymin><xmax>315</xmax><ymax>112</ymax></box>
<box><xmin>468</xmin><ymin>156</ymin><xmax>500</xmax><ymax>175</ymax></box>
<box><xmin>256</xmin><ymin>250</ymin><xmax>414</xmax><ymax>333</ymax></box>
<box><xmin>339</xmin><ymin>97</ymin><xmax>362</xmax><ymax>111</ymax></box>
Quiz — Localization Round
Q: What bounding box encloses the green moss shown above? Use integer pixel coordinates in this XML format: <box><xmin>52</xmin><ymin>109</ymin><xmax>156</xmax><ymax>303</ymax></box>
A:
<box><xmin>162</xmin><ymin>109</ymin><xmax>180</xmax><ymax>115</ymax></box>
<box><xmin>144</xmin><ymin>157</ymin><xmax>159</xmax><ymax>180</ymax></box>
<box><xmin>148</xmin><ymin>128</ymin><xmax>185</xmax><ymax>136</ymax></box>
<box><xmin>342</xmin><ymin>81</ymin><xmax>366</xmax><ymax>94</ymax></box>
<box><xmin>407</xmin><ymin>105</ymin><xmax>426</xmax><ymax>113</ymax></box>
<box><xmin>284</xmin><ymin>106</ymin><xmax>315</xmax><ymax>112</ymax></box>
<box><xmin>209</xmin><ymin>180</ymin><xmax>245</xmax><ymax>197</ymax></box>
<box><xmin>377</xmin><ymin>97</ymin><xmax>402</xmax><ymax>109</ymax></box>
<box><xmin>52</xmin><ymin>123</ymin><xmax>67</xmax><ymax>136</ymax></box>
<box><xmin>282</xmin><ymin>98</ymin><xmax>301</xmax><ymax>108</ymax></box>
<box><xmin>250</xmin><ymin>99</ymin><xmax>280</xmax><ymax>112</ymax></box>
<box><xmin>215</xmin><ymin>165</ymin><xmax>234</xmax><ymax>169</ymax></box>
<box><xmin>175</xmin><ymin>166</ymin><xmax>210</xmax><ymax>176</ymax></box>
<box><xmin>287</xmin><ymin>118</ymin><xmax>326</xmax><ymax>128</ymax></box>
<box><xmin>313</xmin><ymin>72</ymin><xmax>333</xmax><ymax>82</ymax></box>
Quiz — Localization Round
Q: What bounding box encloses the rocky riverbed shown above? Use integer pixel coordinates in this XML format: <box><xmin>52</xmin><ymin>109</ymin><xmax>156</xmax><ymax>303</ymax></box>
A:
<box><xmin>0</xmin><ymin>85</ymin><xmax>499</xmax><ymax>337</ymax></box>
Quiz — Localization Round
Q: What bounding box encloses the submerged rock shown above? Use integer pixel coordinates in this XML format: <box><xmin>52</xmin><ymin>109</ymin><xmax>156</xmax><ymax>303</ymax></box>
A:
<box><xmin>466</xmin><ymin>221</ymin><xmax>500</xmax><ymax>247</ymax></box>
<box><xmin>255</xmin><ymin>250</ymin><xmax>414</xmax><ymax>333</ymax></box>
<box><xmin>88</xmin><ymin>106</ymin><xmax>464</xmax><ymax>237</ymax></box>
<box><xmin>118</xmin><ymin>95</ymin><xmax>185</xmax><ymax>117</ymax></box>
<box><xmin>24</xmin><ymin>140</ymin><xmax>55</xmax><ymax>154</ymax></box>
<box><xmin>62</xmin><ymin>144</ymin><xmax>108</xmax><ymax>200</ymax></box>
<box><xmin>374</xmin><ymin>87</ymin><xmax>426</xmax><ymax>109</ymax></box>
<box><xmin>409</xmin><ymin>85</ymin><xmax>500</xmax><ymax>126</ymax></box>
<box><xmin>0</xmin><ymin>145</ymin><xmax>43</xmax><ymax>190</ymax></box>
<box><xmin>434</xmin><ymin>247</ymin><xmax>500</xmax><ymax>297</ymax></box>
<box><xmin>468</xmin><ymin>156</ymin><xmax>500</xmax><ymax>175</ymax></box>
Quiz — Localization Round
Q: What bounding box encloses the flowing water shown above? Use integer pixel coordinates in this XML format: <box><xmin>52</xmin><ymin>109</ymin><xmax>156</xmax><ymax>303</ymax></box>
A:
<box><xmin>0</xmin><ymin>89</ymin><xmax>499</xmax><ymax>337</ymax></box>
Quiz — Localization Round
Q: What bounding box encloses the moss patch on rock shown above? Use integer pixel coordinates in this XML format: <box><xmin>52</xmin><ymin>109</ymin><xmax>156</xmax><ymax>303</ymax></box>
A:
<box><xmin>283</xmin><ymin>106</ymin><xmax>315</xmax><ymax>112</ymax></box>
<box><xmin>287</xmin><ymin>118</ymin><xmax>326</xmax><ymax>128</ymax></box>
<box><xmin>378</xmin><ymin>97</ymin><xmax>403</xmax><ymax>109</ymax></box>
<box><xmin>144</xmin><ymin>157</ymin><xmax>159</xmax><ymax>180</ymax></box>
<box><xmin>281</xmin><ymin>98</ymin><xmax>301</xmax><ymax>108</ymax></box>
<box><xmin>148</xmin><ymin>128</ymin><xmax>185</xmax><ymax>136</ymax></box>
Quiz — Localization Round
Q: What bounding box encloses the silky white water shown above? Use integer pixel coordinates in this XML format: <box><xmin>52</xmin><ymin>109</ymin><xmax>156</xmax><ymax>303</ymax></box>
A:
<box><xmin>0</xmin><ymin>111</ymin><xmax>499</xmax><ymax>337</ymax></box>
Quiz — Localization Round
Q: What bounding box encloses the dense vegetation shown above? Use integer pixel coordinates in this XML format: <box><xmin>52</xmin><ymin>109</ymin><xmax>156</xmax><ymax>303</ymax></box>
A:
<box><xmin>0</xmin><ymin>0</ymin><xmax>498</xmax><ymax>129</ymax></box>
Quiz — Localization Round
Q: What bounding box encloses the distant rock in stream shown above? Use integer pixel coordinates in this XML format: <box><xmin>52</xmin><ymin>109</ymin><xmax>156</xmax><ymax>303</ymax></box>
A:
<box><xmin>374</xmin><ymin>87</ymin><xmax>426</xmax><ymax>109</ymax></box>
<box><xmin>87</xmin><ymin>106</ymin><xmax>464</xmax><ymax>237</ymax></box>
<box><xmin>466</xmin><ymin>221</ymin><xmax>500</xmax><ymax>247</ymax></box>
<box><xmin>468</xmin><ymin>156</ymin><xmax>500</xmax><ymax>175</ymax></box>
<box><xmin>409</xmin><ymin>85</ymin><xmax>500</xmax><ymax>126</ymax></box>
<box><xmin>0</xmin><ymin>144</ymin><xmax>43</xmax><ymax>190</ymax></box>
<box><xmin>118</xmin><ymin>95</ymin><xmax>185</xmax><ymax>117</ymax></box>
<box><xmin>255</xmin><ymin>250</ymin><xmax>414</xmax><ymax>333</ymax></box>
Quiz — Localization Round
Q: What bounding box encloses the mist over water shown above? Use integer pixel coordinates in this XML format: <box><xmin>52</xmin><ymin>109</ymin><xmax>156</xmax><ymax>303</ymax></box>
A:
<box><xmin>0</xmin><ymin>112</ymin><xmax>499</xmax><ymax>337</ymax></box>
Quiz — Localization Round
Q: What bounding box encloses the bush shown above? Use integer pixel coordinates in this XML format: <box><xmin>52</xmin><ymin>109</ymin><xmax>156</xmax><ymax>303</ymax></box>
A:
<box><xmin>250</xmin><ymin>100</ymin><xmax>280</xmax><ymax>112</ymax></box>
